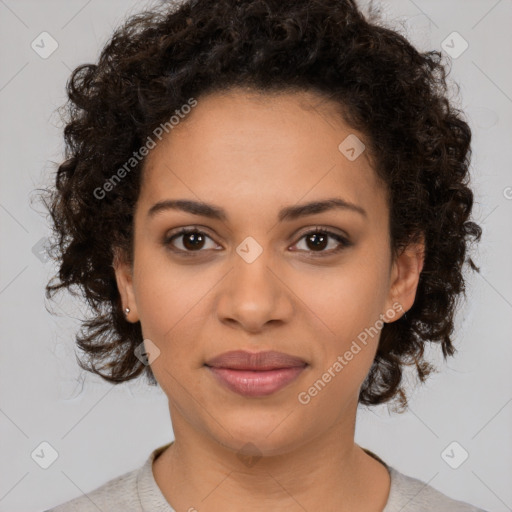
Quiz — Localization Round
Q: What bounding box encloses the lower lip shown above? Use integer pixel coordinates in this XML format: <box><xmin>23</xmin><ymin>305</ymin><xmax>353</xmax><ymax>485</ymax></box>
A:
<box><xmin>206</xmin><ymin>366</ymin><xmax>306</xmax><ymax>397</ymax></box>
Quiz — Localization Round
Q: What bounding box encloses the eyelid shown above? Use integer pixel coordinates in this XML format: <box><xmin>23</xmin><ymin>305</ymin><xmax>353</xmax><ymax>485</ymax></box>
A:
<box><xmin>289</xmin><ymin>226</ymin><xmax>352</xmax><ymax>255</ymax></box>
<box><xmin>293</xmin><ymin>225</ymin><xmax>351</xmax><ymax>243</ymax></box>
<box><xmin>163</xmin><ymin>225</ymin><xmax>352</xmax><ymax>255</ymax></box>
<box><xmin>163</xmin><ymin>225</ymin><xmax>222</xmax><ymax>250</ymax></box>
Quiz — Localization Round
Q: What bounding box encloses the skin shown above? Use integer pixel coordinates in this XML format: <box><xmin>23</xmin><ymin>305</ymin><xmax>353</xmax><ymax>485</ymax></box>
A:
<box><xmin>114</xmin><ymin>88</ymin><xmax>424</xmax><ymax>512</ymax></box>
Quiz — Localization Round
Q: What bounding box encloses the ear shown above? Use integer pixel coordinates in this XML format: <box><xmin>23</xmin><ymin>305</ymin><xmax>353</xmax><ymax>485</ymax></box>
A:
<box><xmin>112</xmin><ymin>247</ymin><xmax>140</xmax><ymax>323</ymax></box>
<box><xmin>384</xmin><ymin>235</ymin><xmax>425</xmax><ymax>322</ymax></box>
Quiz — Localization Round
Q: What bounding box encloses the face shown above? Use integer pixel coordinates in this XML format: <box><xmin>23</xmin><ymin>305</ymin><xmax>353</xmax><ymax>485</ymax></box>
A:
<box><xmin>114</xmin><ymin>88</ymin><xmax>424</xmax><ymax>456</ymax></box>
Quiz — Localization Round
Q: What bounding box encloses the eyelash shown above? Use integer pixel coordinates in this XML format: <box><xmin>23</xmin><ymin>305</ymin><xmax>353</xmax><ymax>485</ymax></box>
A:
<box><xmin>163</xmin><ymin>226</ymin><xmax>352</xmax><ymax>257</ymax></box>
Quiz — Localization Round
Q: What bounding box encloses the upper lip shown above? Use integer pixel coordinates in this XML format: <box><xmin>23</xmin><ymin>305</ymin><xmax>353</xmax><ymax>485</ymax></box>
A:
<box><xmin>205</xmin><ymin>350</ymin><xmax>307</xmax><ymax>370</ymax></box>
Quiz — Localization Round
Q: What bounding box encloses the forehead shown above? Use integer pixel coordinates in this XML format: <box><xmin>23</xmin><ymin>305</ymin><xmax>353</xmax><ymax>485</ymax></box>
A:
<box><xmin>138</xmin><ymin>88</ymin><xmax>387</xmax><ymax>222</ymax></box>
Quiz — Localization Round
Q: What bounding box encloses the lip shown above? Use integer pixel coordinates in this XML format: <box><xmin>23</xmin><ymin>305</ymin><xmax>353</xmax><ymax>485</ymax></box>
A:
<box><xmin>205</xmin><ymin>350</ymin><xmax>307</xmax><ymax>370</ymax></box>
<box><xmin>204</xmin><ymin>350</ymin><xmax>308</xmax><ymax>397</ymax></box>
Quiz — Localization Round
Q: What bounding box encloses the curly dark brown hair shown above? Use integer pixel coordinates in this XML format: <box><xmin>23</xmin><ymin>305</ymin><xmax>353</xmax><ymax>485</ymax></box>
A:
<box><xmin>40</xmin><ymin>0</ymin><xmax>482</xmax><ymax>410</ymax></box>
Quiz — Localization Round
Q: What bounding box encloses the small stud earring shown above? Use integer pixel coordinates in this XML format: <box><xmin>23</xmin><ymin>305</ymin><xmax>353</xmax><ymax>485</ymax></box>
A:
<box><xmin>124</xmin><ymin>307</ymin><xmax>130</xmax><ymax>315</ymax></box>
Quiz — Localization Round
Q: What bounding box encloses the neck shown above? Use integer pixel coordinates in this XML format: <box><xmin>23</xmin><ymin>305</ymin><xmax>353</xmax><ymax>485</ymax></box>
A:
<box><xmin>152</xmin><ymin>403</ymin><xmax>391</xmax><ymax>512</ymax></box>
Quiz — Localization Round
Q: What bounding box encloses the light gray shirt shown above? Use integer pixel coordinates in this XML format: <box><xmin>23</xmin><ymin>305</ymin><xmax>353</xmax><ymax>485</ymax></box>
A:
<box><xmin>45</xmin><ymin>443</ymin><xmax>488</xmax><ymax>511</ymax></box>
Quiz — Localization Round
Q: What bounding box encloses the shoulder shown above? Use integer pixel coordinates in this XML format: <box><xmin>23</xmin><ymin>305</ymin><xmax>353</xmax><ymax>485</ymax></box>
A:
<box><xmin>43</xmin><ymin>465</ymin><xmax>141</xmax><ymax>512</ymax></box>
<box><xmin>385</xmin><ymin>466</ymin><xmax>489</xmax><ymax>512</ymax></box>
<box><xmin>44</xmin><ymin>442</ymin><xmax>173</xmax><ymax>512</ymax></box>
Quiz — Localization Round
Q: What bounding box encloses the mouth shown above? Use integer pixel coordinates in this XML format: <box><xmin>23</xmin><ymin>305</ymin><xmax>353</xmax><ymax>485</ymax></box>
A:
<box><xmin>204</xmin><ymin>350</ymin><xmax>308</xmax><ymax>397</ymax></box>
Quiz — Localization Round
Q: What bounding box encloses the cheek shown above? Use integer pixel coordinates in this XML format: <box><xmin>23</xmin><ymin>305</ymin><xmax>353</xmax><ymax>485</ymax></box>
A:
<box><xmin>295</xmin><ymin>269</ymin><xmax>386</xmax><ymax>414</ymax></box>
<box><xmin>133</xmin><ymin>237</ymin><xmax>197</xmax><ymax>324</ymax></box>
<box><xmin>132</xmin><ymin>248</ymin><xmax>196</xmax><ymax>359</ymax></box>
<box><xmin>289</xmin><ymin>253</ymin><xmax>389</xmax><ymax>396</ymax></box>
<box><xmin>292</xmin><ymin>257</ymin><xmax>389</xmax><ymax>341</ymax></box>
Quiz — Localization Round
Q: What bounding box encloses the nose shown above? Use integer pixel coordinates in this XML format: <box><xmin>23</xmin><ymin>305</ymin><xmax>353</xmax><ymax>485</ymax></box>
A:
<box><xmin>215</xmin><ymin>245</ymin><xmax>294</xmax><ymax>333</ymax></box>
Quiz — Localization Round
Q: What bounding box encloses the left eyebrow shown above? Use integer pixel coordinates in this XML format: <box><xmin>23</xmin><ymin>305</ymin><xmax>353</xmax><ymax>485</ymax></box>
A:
<box><xmin>277</xmin><ymin>198</ymin><xmax>367</xmax><ymax>221</ymax></box>
<box><xmin>146</xmin><ymin>197</ymin><xmax>367</xmax><ymax>221</ymax></box>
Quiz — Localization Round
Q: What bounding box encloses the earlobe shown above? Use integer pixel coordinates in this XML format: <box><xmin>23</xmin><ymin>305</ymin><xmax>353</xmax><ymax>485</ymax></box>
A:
<box><xmin>385</xmin><ymin>237</ymin><xmax>425</xmax><ymax>323</ymax></box>
<box><xmin>112</xmin><ymin>247</ymin><xmax>139</xmax><ymax>322</ymax></box>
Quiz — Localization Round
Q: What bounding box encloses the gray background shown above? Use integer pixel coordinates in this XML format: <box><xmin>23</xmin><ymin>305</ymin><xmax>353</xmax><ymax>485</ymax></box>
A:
<box><xmin>1</xmin><ymin>0</ymin><xmax>511</xmax><ymax>511</ymax></box>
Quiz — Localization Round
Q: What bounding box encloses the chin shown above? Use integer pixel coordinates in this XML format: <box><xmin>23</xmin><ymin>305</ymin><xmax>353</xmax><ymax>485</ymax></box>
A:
<box><xmin>210</xmin><ymin>421</ymin><xmax>310</xmax><ymax>459</ymax></box>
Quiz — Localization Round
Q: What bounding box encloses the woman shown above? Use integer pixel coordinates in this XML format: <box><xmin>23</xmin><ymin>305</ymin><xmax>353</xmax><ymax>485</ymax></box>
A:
<box><xmin>43</xmin><ymin>0</ymin><xmax>485</xmax><ymax>510</ymax></box>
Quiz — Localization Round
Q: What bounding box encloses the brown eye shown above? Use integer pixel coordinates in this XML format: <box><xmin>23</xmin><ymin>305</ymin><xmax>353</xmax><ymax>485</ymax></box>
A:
<box><xmin>305</xmin><ymin>232</ymin><xmax>329</xmax><ymax>251</ymax></box>
<box><xmin>291</xmin><ymin>228</ymin><xmax>351</xmax><ymax>255</ymax></box>
<box><xmin>164</xmin><ymin>228</ymin><xmax>220</xmax><ymax>253</ymax></box>
<box><xmin>181</xmin><ymin>231</ymin><xmax>206</xmax><ymax>250</ymax></box>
